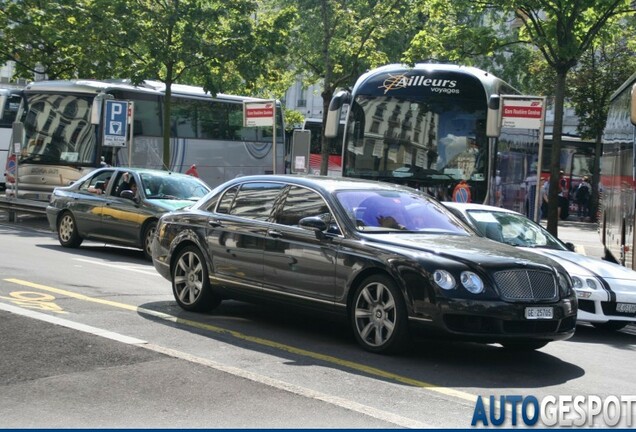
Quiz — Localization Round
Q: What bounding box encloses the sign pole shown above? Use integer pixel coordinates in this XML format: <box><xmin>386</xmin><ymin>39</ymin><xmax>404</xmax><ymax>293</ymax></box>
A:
<box><xmin>272</xmin><ymin>102</ymin><xmax>276</xmax><ymax>174</ymax></box>
<box><xmin>533</xmin><ymin>99</ymin><xmax>547</xmax><ymax>223</ymax></box>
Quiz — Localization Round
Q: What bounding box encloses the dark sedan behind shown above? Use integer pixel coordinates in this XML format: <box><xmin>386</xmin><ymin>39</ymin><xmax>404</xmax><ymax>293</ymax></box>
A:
<box><xmin>46</xmin><ymin>167</ymin><xmax>210</xmax><ymax>259</ymax></box>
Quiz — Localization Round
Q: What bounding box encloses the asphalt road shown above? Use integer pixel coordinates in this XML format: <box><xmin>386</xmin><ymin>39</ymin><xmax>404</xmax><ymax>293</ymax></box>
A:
<box><xmin>1</xmin><ymin>212</ymin><xmax>634</xmax><ymax>428</ymax></box>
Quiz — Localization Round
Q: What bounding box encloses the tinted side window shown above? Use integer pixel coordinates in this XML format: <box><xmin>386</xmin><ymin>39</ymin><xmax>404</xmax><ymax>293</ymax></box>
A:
<box><xmin>275</xmin><ymin>186</ymin><xmax>330</xmax><ymax>226</ymax></box>
<box><xmin>215</xmin><ymin>186</ymin><xmax>239</xmax><ymax>214</ymax></box>
<box><xmin>230</xmin><ymin>182</ymin><xmax>285</xmax><ymax>221</ymax></box>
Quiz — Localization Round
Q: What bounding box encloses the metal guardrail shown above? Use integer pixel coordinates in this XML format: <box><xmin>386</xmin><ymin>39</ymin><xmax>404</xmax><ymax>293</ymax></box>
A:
<box><xmin>0</xmin><ymin>196</ymin><xmax>48</xmax><ymax>222</ymax></box>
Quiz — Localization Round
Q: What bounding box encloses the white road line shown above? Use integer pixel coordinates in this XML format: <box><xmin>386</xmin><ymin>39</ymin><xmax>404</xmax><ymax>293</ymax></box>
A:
<box><xmin>73</xmin><ymin>257</ymin><xmax>160</xmax><ymax>276</ymax></box>
<box><xmin>0</xmin><ymin>301</ymin><xmax>432</xmax><ymax>428</ymax></box>
<box><xmin>0</xmin><ymin>302</ymin><xmax>146</xmax><ymax>344</ymax></box>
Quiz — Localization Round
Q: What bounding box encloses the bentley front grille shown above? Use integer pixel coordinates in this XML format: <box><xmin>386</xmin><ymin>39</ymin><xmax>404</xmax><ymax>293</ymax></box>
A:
<box><xmin>493</xmin><ymin>269</ymin><xmax>558</xmax><ymax>301</ymax></box>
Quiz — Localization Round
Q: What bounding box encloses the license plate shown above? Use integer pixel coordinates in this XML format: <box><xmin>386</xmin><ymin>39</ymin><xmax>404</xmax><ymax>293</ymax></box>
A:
<box><xmin>616</xmin><ymin>303</ymin><xmax>636</xmax><ymax>314</ymax></box>
<box><xmin>525</xmin><ymin>306</ymin><xmax>554</xmax><ymax>319</ymax></box>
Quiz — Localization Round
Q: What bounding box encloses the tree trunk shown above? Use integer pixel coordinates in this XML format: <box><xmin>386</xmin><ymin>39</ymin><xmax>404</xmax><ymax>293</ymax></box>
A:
<box><xmin>546</xmin><ymin>71</ymin><xmax>567</xmax><ymax>237</ymax></box>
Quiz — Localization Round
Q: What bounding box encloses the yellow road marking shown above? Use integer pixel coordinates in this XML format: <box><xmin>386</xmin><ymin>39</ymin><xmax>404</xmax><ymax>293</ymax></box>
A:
<box><xmin>4</xmin><ymin>277</ymin><xmax>479</xmax><ymax>405</ymax></box>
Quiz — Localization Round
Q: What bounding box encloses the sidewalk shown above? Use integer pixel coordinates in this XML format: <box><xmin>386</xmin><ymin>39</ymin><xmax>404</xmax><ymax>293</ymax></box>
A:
<box><xmin>543</xmin><ymin>218</ymin><xmax>605</xmax><ymax>260</ymax></box>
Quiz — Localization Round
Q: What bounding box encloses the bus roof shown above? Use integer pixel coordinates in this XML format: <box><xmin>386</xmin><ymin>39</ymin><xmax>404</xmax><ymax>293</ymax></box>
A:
<box><xmin>352</xmin><ymin>63</ymin><xmax>519</xmax><ymax>96</ymax></box>
<box><xmin>23</xmin><ymin>79</ymin><xmax>276</xmax><ymax>103</ymax></box>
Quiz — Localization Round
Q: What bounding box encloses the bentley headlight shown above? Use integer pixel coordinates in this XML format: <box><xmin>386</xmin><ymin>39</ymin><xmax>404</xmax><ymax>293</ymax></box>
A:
<box><xmin>460</xmin><ymin>271</ymin><xmax>484</xmax><ymax>294</ymax></box>
<box><xmin>571</xmin><ymin>276</ymin><xmax>583</xmax><ymax>289</ymax></box>
<box><xmin>433</xmin><ymin>270</ymin><xmax>456</xmax><ymax>290</ymax></box>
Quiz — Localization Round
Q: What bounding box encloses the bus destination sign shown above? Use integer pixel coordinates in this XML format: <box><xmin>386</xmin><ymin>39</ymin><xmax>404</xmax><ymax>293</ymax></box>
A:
<box><xmin>243</xmin><ymin>101</ymin><xmax>275</xmax><ymax>127</ymax></box>
<box><xmin>501</xmin><ymin>98</ymin><xmax>544</xmax><ymax>129</ymax></box>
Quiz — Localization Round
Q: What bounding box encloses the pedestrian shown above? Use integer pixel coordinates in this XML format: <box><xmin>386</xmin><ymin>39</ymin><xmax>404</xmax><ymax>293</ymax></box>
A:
<box><xmin>452</xmin><ymin>179</ymin><xmax>471</xmax><ymax>203</ymax></box>
<box><xmin>558</xmin><ymin>170</ymin><xmax>569</xmax><ymax>220</ymax></box>
<box><xmin>186</xmin><ymin>164</ymin><xmax>199</xmax><ymax>178</ymax></box>
<box><xmin>574</xmin><ymin>176</ymin><xmax>591</xmax><ymax>221</ymax></box>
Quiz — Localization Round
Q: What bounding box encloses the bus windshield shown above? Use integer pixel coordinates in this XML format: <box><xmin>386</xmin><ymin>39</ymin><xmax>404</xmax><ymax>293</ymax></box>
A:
<box><xmin>20</xmin><ymin>93</ymin><xmax>96</xmax><ymax>166</ymax></box>
<box><xmin>344</xmin><ymin>94</ymin><xmax>486</xmax><ymax>185</ymax></box>
<box><xmin>331</xmin><ymin>64</ymin><xmax>539</xmax><ymax>210</ymax></box>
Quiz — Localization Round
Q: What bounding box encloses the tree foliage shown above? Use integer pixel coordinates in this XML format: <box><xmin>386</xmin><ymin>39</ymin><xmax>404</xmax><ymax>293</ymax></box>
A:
<box><xmin>276</xmin><ymin>0</ymin><xmax>419</xmax><ymax>175</ymax></box>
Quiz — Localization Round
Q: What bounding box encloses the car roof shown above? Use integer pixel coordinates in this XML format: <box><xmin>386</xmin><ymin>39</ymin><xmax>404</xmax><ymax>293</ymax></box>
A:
<box><xmin>95</xmin><ymin>167</ymin><xmax>200</xmax><ymax>178</ymax></box>
<box><xmin>220</xmin><ymin>175</ymin><xmax>413</xmax><ymax>194</ymax></box>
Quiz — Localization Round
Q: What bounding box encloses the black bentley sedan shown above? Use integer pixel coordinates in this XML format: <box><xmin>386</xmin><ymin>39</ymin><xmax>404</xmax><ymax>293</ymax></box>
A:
<box><xmin>46</xmin><ymin>167</ymin><xmax>210</xmax><ymax>260</ymax></box>
<box><xmin>152</xmin><ymin>175</ymin><xmax>577</xmax><ymax>353</ymax></box>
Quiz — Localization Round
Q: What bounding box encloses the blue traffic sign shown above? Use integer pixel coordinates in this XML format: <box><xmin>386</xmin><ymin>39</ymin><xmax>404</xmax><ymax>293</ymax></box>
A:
<box><xmin>103</xmin><ymin>100</ymin><xmax>129</xmax><ymax>147</ymax></box>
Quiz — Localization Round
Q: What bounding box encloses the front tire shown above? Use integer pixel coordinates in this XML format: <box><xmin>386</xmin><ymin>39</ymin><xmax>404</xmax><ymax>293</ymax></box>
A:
<box><xmin>57</xmin><ymin>212</ymin><xmax>83</xmax><ymax>248</ymax></box>
<box><xmin>171</xmin><ymin>245</ymin><xmax>221</xmax><ymax>312</ymax></box>
<box><xmin>351</xmin><ymin>274</ymin><xmax>409</xmax><ymax>354</ymax></box>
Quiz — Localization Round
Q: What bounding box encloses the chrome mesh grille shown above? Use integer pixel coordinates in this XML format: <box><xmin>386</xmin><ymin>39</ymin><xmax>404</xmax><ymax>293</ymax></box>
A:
<box><xmin>493</xmin><ymin>269</ymin><xmax>558</xmax><ymax>301</ymax></box>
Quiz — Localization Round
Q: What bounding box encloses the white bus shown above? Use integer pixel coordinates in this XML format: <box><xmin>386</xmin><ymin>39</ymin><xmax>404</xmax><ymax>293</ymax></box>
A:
<box><xmin>324</xmin><ymin>63</ymin><xmax>541</xmax><ymax>214</ymax></box>
<box><xmin>6</xmin><ymin>79</ymin><xmax>286</xmax><ymax>200</ymax></box>
<box><xmin>301</xmin><ymin>117</ymin><xmax>344</xmax><ymax>176</ymax></box>
<box><xmin>600</xmin><ymin>71</ymin><xmax>636</xmax><ymax>269</ymax></box>
<box><xmin>0</xmin><ymin>87</ymin><xmax>23</xmax><ymax>190</ymax></box>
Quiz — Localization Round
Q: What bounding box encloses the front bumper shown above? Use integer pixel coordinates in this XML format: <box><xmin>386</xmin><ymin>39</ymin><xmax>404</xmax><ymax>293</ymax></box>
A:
<box><xmin>411</xmin><ymin>296</ymin><xmax>577</xmax><ymax>343</ymax></box>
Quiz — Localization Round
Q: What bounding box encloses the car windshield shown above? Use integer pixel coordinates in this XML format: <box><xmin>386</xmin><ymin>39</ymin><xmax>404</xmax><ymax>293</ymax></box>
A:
<box><xmin>335</xmin><ymin>190</ymin><xmax>470</xmax><ymax>234</ymax></box>
<box><xmin>139</xmin><ymin>173</ymin><xmax>209</xmax><ymax>200</ymax></box>
<box><xmin>464</xmin><ymin>210</ymin><xmax>565</xmax><ymax>250</ymax></box>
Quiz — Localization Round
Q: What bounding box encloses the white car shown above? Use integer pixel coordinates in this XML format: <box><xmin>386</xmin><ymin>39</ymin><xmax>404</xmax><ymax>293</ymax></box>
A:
<box><xmin>444</xmin><ymin>202</ymin><xmax>636</xmax><ymax>331</ymax></box>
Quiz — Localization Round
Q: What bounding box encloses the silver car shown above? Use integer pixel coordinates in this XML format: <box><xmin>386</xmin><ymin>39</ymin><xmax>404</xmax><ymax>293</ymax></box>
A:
<box><xmin>444</xmin><ymin>202</ymin><xmax>636</xmax><ymax>331</ymax></box>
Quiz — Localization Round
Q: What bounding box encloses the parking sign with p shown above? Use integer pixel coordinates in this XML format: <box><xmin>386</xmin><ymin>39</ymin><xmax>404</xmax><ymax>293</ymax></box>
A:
<box><xmin>103</xmin><ymin>100</ymin><xmax>129</xmax><ymax>147</ymax></box>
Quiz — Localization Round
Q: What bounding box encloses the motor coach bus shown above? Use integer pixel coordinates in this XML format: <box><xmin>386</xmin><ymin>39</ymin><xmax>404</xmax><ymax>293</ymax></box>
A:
<box><xmin>324</xmin><ymin>63</ymin><xmax>541</xmax><ymax>214</ymax></box>
<box><xmin>600</xmin><ymin>71</ymin><xmax>636</xmax><ymax>269</ymax></box>
<box><xmin>0</xmin><ymin>87</ymin><xmax>23</xmax><ymax>190</ymax></box>
<box><xmin>6</xmin><ymin>79</ymin><xmax>285</xmax><ymax>200</ymax></box>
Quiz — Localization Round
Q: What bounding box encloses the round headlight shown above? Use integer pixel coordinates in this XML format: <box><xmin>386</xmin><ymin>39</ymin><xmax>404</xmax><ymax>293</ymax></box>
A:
<box><xmin>460</xmin><ymin>271</ymin><xmax>484</xmax><ymax>294</ymax></box>
<box><xmin>433</xmin><ymin>270</ymin><xmax>456</xmax><ymax>290</ymax></box>
<box><xmin>571</xmin><ymin>276</ymin><xmax>583</xmax><ymax>289</ymax></box>
<box><xmin>585</xmin><ymin>278</ymin><xmax>599</xmax><ymax>290</ymax></box>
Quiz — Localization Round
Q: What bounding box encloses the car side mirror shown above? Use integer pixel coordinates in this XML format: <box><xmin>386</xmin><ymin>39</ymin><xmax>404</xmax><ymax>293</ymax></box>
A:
<box><xmin>565</xmin><ymin>242</ymin><xmax>575</xmax><ymax>252</ymax></box>
<box><xmin>120</xmin><ymin>190</ymin><xmax>136</xmax><ymax>201</ymax></box>
<box><xmin>299</xmin><ymin>216</ymin><xmax>328</xmax><ymax>239</ymax></box>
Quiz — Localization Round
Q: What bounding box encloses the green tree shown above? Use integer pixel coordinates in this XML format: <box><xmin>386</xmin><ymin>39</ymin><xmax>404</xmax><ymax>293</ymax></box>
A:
<box><xmin>0</xmin><ymin>0</ymin><xmax>117</xmax><ymax>79</ymax></box>
<box><xmin>277</xmin><ymin>0</ymin><xmax>417</xmax><ymax>175</ymax></box>
<box><xmin>90</xmin><ymin>0</ymin><xmax>259</xmax><ymax>168</ymax></box>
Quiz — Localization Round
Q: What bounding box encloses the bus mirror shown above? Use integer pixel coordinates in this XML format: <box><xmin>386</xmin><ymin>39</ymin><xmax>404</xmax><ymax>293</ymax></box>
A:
<box><xmin>0</xmin><ymin>93</ymin><xmax>6</xmax><ymax>120</ymax></box>
<box><xmin>91</xmin><ymin>97</ymin><xmax>102</xmax><ymax>125</ymax></box>
<box><xmin>486</xmin><ymin>95</ymin><xmax>501</xmax><ymax>137</ymax></box>
<box><xmin>325</xmin><ymin>90</ymin><xmax>350</xmax><ymax>138</ymax></box>
<box><xmin>11</xmin><ymin>121</ymin><xmax>24</xmax><ymax>153</ymax></box>
<box><xmin>631</xmin><ymin>84</ymin><xmax>636</xmax><ymax>125</ymax></box>
<box><xmin>91</xmin><ymin>92</ymin><xmax>114</xmax><ymax>125</ymax></box>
